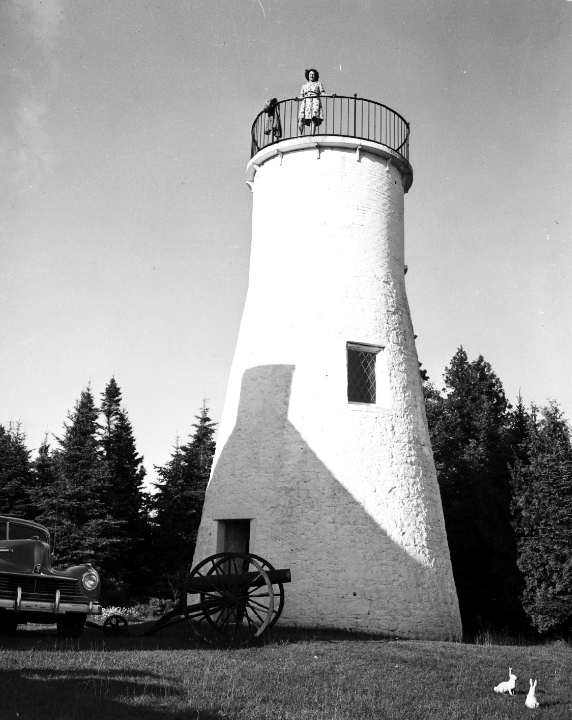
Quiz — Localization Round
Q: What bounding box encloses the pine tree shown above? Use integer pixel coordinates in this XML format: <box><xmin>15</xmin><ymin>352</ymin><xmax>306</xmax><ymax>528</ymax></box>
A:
<box><xmin>151</xmin><ymin>404</ymin><xmax>216</xmax><ymax>599</ymax></box>
<box><xmin>41</xmin><ymin>387</ymin><xmax>123</xmax><ymax>578</ymax></box>
<box><xmin>424</xmin><ymin>348</ymin><xmax>523</xmax><ymax>631</ymax></box>
<box><xmin>32</xmin><ymin>436</ymin><xmax>60</xmax><ymax>535</ymax></box>
<box><xmin>180</xmin><ymin>403</ymin><xmax>217</xmax><ymax>489</ymax></box>
<box><xmin>33</xmin><ymin>436</ymin><xmax>58</xmax><ymax>489</ymax></box>
<box><xmin>151</xmin><ymin>438</ymin><xmax>189</xmax><ymax>598</ymax></box>
<box><xmin>510</xmin><ymin>401</ymin><xmax>572</xmax><ymax>633</ymax></box>
<box><xmin>506</xmin><ymin>393</ymin><xmax>532</xmax><ymax>464</ymax></box>
<box><xmin>100</xmin><ymin>378</ymin><xmax>146</xmax><ymax>525</ymax></box>
<box><xmin>0</xmin><ymin>422</ymin><xmax>35</xmax><ymax>518</ymax></box>
<box><xmin>100</xmin><ymin>378</ymin><xmax>148</xmax><ymax>598</ymax></box>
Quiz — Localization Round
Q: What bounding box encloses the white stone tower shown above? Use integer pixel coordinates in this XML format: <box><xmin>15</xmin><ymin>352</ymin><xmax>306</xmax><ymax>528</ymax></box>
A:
<box><xmin>194</xmin><ymin>95</ymin><xmax>462</xmax><ymax>639</ymax></box>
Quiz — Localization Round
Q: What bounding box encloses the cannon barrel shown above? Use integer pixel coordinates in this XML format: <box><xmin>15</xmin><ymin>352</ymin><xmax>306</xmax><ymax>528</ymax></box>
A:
<box><xmin>187</xmin><ymin>568</ymin><xmax>291</xmax><ymax>594</ymax></box>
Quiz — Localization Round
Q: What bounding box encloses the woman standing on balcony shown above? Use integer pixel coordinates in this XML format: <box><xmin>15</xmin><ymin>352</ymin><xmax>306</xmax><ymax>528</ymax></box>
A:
<box><xmin>298</xmin><ymin>68</ymin><xmax>325</xmax><ymax>136</ymax></box>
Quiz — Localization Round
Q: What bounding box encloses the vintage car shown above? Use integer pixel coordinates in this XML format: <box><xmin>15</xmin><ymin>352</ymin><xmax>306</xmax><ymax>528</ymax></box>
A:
<box><xmin>0</xmin><ymin>515</ymin><xmax>102</xmax><ymax>637</ymax></box>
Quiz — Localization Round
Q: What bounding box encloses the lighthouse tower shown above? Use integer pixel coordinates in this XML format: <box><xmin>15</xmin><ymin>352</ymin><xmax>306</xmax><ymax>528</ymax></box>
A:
<box><xmin>193</xmin><ymin>95</ymin><xmax>462</xmax><ymax>639</ymax></box>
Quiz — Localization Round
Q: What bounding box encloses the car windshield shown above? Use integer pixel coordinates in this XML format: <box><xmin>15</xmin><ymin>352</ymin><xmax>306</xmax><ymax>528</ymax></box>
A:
<box><xmin>8</xmin><ymin>522</ymin><xmax>49</xmax><ymax>544</ymax></box>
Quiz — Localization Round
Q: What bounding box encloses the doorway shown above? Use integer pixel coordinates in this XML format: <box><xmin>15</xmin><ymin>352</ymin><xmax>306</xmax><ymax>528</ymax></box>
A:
<box><xmin>217</xmin><ymin>519</ymin><xmax>251</xmax><ymax>555</ymax></box>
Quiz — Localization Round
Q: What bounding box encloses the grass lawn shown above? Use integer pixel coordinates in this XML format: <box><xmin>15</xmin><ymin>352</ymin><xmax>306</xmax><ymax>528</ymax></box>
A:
<box><xmin>0</xmin><ymin>623</ymin><xmax>570</xmax><ymax>719</ymax></box>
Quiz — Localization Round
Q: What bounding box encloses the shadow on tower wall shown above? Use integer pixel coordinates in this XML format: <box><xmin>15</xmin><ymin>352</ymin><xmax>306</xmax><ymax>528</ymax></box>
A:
<box><xmin>200</xmin><ymin>364</ymin><xmax>461</xmax><ymax>639</ymax></box>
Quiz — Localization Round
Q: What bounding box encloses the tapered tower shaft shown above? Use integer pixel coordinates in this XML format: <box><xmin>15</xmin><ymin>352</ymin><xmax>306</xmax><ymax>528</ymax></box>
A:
<box><xmin>194</xmin><ymin>97</ymin><xmax>461</xmax><ymax>639</ymax></box>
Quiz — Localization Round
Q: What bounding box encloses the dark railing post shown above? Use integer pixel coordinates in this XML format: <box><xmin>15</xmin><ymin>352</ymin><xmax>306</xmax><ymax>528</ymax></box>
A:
<box><xmin>353</xmin><ymin>94</ymin><xmax>357</xmax><ymax>137</ymax></box>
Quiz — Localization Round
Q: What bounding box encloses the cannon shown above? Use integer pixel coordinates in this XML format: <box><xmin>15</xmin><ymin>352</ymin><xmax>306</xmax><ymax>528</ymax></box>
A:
<box><xmin>92</xmin><ymin>552</ymin><xmax>291</xmax><ymax>643</ymax></box>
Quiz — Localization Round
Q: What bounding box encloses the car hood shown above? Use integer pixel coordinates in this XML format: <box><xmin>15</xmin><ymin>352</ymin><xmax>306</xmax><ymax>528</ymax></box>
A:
<box><xmin>0</xmin><ymin>539</ymin><xmax>56</xmax><ymax>576</ymax></box>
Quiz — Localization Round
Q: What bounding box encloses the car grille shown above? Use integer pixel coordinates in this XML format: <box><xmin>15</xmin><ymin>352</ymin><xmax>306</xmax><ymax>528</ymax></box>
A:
<box><xmin>0</xmin><ymin>574</ymin><xmax>85</xmax><ymax>603</ymax></box>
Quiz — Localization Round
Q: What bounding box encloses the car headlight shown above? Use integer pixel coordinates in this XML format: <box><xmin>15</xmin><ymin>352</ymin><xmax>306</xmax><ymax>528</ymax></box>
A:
<box><xmin>81</xmin><ymin>570</ymin><xmax>100</xmax><ymax>591</ymax></box>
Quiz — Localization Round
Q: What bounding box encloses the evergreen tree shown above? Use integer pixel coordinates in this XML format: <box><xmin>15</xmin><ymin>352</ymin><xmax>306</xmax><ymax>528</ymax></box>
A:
<box><xmin>40</xmin><ymin>387</ymin><xmax>123</xmax><ymax>578</ymax></box>
<box><xmin>100</xmin><ymin>378</ymin><xmax>148</xmax><ymax>598</ymax></box>
<box><xmin>180</xmin><ymin>403</ymin><xmax>217</xmax><ymax>488</ymax></box>
<box><xmin>509</xmin><ymin>401</ymin><xmax>572</xmax><ymax>633</ymax></box>
<box><xmin>151</xmin><ymin>438</ymin><xmax>187</xmax><ymax>598</ymax></box>
<box><xmin>0</xmin><ymin>422</ymin><xmax>36</xmax><ymax>518</ymax></box>
<box><xmin>151</xmin><ymin>404</ymin><xmax>216</xmax><ymax>599</ymax></box>
<box><xmin>505</xmin><ymin>393</ymin><xmax>533</xmax><ymax>466</ymax></box>
<box><xmin>33</xmin><ymin>436</ymin><xmax>58</xmax><ymax>489</ymax></box>
<box><xmin>424</xmin><ymin>348</ymin><xmax>523</xmax><ymax>631</ymax></box>
<box><xmin>32</xmin><ymin>436</ymin><xmax>60</xmax><ymax>535</ymax></box>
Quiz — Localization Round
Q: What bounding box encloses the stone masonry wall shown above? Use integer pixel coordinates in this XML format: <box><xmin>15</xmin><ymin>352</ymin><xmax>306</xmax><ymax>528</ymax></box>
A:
<box><xmin>193</xmin><ymin>142</ymin><xmax>462</xmax><ymax>639</ymax></box>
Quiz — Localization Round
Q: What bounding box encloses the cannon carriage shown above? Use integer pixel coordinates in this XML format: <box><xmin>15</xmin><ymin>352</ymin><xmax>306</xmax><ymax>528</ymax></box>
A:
<box><xmin>98</xmin><ymin>552</ymin><xmax>291</xmax><ymax>643</ymax></box>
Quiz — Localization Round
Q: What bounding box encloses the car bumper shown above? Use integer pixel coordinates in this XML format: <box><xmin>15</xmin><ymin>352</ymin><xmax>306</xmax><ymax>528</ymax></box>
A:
<box><xmin>0</xmin><ymin>594</ymin><xmax>102</xmax><ymax>615</ymax></box>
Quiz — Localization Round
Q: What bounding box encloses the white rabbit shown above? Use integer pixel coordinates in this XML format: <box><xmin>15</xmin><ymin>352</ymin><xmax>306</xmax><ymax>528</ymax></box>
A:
<box><xmin>525</xmin><ymin>679</ymin><xmax>539</xmax><ymax>708</ymax></box>
<box><xmin>494</xmin><ymin>667</ymin><xmax>517</xmax><ymax>695</ymax></box>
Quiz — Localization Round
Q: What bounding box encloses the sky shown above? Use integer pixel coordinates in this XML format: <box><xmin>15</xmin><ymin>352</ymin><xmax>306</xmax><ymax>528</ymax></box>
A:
<box><xmin>1</xmin><ymin>0</ymin><xmax>571</xmax><ymax>488</ymax></box>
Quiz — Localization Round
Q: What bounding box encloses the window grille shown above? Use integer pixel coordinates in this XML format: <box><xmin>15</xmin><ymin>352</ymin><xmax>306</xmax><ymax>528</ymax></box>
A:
<box><xmin>347</xmin><ymin>346</ymin><xmax>378</xmax><ymax>404</ymax></box>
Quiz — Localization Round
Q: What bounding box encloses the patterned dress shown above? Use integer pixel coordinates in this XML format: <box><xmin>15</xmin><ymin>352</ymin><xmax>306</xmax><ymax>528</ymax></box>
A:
<box><xmin>299</xmin><ymin>81</ymin><xmax>325</xmax><ymax>125</ymax></box>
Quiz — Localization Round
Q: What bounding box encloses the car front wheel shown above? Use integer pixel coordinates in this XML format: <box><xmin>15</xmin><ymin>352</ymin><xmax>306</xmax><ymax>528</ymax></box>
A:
<box><xmin>57</xmin><ymin>613</ymin><xmax>87</xmax><ymax>638</ymax></box>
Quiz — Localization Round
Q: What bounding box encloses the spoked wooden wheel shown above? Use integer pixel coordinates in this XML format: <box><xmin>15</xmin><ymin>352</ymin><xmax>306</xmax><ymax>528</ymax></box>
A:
<box><xmin>103</xmin><ymin>614</ymin><xmax>129</xmax><ymax>636</ymax></box>
<box><xmin>184</xmin><ymin>552</ymin><xmax>274</xmax><ymax>643</ymax></box>
<box><xmin>246</xmin><ymin>553</ymin><xmax>284</xmax><ymax>629</ymax></box>
<box><xmin>202</xmin><ymin>553</ymin><xmax>284</xmax><ymax>631</ymax></box>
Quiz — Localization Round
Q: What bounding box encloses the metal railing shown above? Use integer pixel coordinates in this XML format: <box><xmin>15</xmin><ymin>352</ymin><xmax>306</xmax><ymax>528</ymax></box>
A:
<box><xmin>250</xmin><ymin>95</ymin><xmax>410</xmax><ymax>163</ymax></box>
